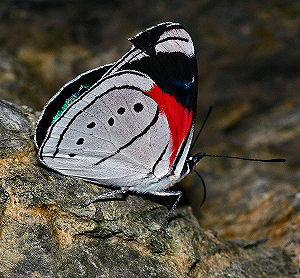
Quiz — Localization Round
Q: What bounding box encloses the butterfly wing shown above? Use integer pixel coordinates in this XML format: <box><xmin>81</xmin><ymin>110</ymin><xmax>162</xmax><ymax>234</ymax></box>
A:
<box><xmin>118</xmin><ymin>22</ymin><xmax>198</xmax><ymax>177</ymax></box>
<box><xmin>35</xmin><ymin>63</ymin><xmax>113</xmax><ymax>148</ymax></box>
<box><xmin>37</xmin><ymin>71</ymin><xmax>172</xmax><ymax>188</ymax></box>
<box><xmin>35</xmin><ymin>22</ymin><xmax>197</xmax><ymax>191</ymax></box>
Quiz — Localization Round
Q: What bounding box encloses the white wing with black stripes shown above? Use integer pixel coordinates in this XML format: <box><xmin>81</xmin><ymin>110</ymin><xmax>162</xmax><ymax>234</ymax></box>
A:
<box><xmin>38</xmin><ymin>71</ymin><xmax>171</xmax><ymax>188</ymax></box>
<box><xmin>35</xmin><ymin>22</ymin><xmax>198</xmax><ymax>193</ymax></box>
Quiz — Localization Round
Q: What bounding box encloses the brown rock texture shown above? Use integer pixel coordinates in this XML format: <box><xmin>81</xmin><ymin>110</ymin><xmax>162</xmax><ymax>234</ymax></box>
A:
<box><xmin>0</xmin><ymin>1</ymin><xmax>299</xmax><ymax>277</ymax></box>
<box><xmin>0</xmin><ymin>100</ymin><xmax>297</xmax><ymax>277</ymax></box>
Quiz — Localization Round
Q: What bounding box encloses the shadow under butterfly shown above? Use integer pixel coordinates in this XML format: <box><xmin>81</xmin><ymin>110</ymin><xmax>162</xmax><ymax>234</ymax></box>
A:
<box><xmin>34</xmin><ymin>22</ymin><xmax>285</xmax><ymax>235</ymax></box>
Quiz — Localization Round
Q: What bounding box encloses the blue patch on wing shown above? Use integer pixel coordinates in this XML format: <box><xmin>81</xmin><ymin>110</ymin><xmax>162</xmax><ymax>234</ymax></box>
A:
<box><xmin>51</xmin><ymin>84</ymin><xmax>91</xmax><ymax>123</ymax></box>
<box><xmin>173</xmin><ymin>79</ymin><xmax>192</xmax><ymax>90</ymax></box>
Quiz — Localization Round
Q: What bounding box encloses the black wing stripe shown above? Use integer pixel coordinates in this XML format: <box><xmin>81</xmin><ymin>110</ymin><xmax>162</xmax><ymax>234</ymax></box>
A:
<box><xmin>41</xmin><ymin>83</ymin><xmax>151</xmax><ymax>159</ymax></box>
<box><xmin>94</xmin><ymin>106</ymin><xmax>160</xmax><ymax>165</ymax></box>
<box><xmin>35</xmin><ymin>64</ymin><xmax>113</xmax><ymax>148</ymax></box>
<box><xmin>151</xmin><ymin>142</ymin><xmax>169</xmax><ymax>174</ymax></box>
<box><xmin>39</xmin><ymin>71</ymin><xmax>148</xmax><ymax>159</ymax></box>
<box><xmin>170</xmin><ymin>123</ymin><xmax>194</xmax><ymax>174</ymax></box>
<box><xmin>104</xmin><ymin>48</ymin><xmax>141</xmax><ymax>76</ymax></box>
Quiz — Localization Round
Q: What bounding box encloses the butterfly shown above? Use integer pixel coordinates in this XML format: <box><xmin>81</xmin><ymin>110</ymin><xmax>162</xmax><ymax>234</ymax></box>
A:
<box><xmin>34</xmin><ymin>22</ymin><xmax>284</xmax><ymax>233</ymax></box>
<box><xmin>34</xmin><ymin>22</ymin><xmax>201</xmax><ymax>229</ymax></box>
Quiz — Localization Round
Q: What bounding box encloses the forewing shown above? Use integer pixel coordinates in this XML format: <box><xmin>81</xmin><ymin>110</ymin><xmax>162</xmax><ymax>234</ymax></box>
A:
<box><xmin>105</xmin><ymin>22</ymin><xmax>197</xmax><ymax>112</ymax></box>
<box><xmin>105</xmin><ymin>22</ymin><xmax>198</xmax><ymax>176</ymax></box>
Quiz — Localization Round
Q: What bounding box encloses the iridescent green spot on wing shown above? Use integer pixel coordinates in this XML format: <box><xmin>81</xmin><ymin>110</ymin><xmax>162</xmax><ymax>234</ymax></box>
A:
<box><xmin>51</xmin><ymin>84</ymin><xmax>91</xmax><ymax>123</ymax></box>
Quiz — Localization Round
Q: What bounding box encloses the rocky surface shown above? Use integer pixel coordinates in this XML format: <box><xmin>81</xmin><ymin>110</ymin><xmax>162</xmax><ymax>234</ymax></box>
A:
<box><xmin>0</xmin><ymin>99</ymin><xmax>297</xmax><ymax>277</ymax></box>
<box><xmin>0</xmin><ymin>1</ymin><xmax>299</xmax><ymax>277</ymax></box>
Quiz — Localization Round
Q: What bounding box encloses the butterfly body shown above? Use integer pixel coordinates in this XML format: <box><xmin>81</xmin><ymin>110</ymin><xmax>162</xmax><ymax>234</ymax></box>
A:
<box><xmin>35</xmin><ymin>22</ymin><xmax>199</xmax><ymax>226</ymax></box>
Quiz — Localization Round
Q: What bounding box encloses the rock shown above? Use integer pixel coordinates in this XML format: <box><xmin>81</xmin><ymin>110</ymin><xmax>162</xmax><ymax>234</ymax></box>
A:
<box><xmin>0</xmin><ymin>50</ymin><xmax>49</xmax><ymax>111</ymax></box>
<box><xmin>188</xmin><ymin>84</ymin><xmax>300</xmax><ymax>272</ymax></box>
<box><xmin>0</xmin><ymin>101</ymin><xmax>297</xmax><ymax>277</ymax></box>
<box><xmin>0</xmin><ymin>1</ymin><xmax>299</xmax><ymax>276</ymax></box>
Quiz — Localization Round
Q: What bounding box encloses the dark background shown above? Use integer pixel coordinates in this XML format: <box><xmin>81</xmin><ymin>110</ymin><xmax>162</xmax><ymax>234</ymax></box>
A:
<box><xmin>0</xmin><ymin>0</ymin><xmax>299</xmax><ymax>251</ymax></box>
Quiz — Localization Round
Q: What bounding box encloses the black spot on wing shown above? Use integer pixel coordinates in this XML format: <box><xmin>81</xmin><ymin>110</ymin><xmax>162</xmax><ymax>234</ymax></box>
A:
<box><xmin>94</xmin><ymin>106</ymin><xmax>160</xmax><ymax>166</ymax></box>
<box><xmin>133</xmin><ymin>103</ymin><xmax>143</xmax><ymax>112</ymax></box>
<box><xmin>108</xmin><ymin>117</ymin><xmax>114</xmax><ymax>126</ymax></box>
<box><xmin>87</xmin><ymin>122</ymin><xmax>96</xmax><ymax>128</ymax></box>
<box><xmin>76</xmin><ymin>138</ymin><xmax>84</xmax><ymax>145</ymax></box>
<box><xmin>44</xmin><ymin>83</ymin><xmax>152</xmax><ymax>160</ymax></box>
<box><xmin>117</xmin><ymin>107</ymin><xmax>125</xmax><ymax>115</ymax></box>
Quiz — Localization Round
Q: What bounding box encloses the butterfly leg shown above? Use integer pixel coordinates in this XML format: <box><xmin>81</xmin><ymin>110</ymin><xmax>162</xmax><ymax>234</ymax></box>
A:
<box><xmin>148</xmin><ymin>190</ymin><xmax>183</xmax><ymax>236</ymax></box>
<box><xmin>84</xmin><ymin>187</ymin><xmax>129</xmax><ymax>206</ymax></box>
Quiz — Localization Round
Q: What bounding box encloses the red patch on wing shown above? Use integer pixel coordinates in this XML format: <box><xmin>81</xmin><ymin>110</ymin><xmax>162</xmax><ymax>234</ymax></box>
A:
<box><xmin>146</xmin><ymin>84</ymin><xmax>193</xmax><ymax>166</ymax></box>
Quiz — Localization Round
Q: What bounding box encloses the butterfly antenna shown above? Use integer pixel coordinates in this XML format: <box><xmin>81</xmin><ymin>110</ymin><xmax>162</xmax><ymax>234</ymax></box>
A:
<box><xmin>190</xmin><ymin>105</ymin><xmax>213</xmax><ymax>151</ymax></box>
<box><xmin>201</xmin><ymin>153</ymin><xmax>286</xmax><ymax>163</ymax></box>
<box><xmin>194</xmin><ymin>170</ymin><xmax>206</xmax><ymax>208</ymax></box>
<box><xmin>188</xmin><ymin>152</ymin><xmax>285</xmax><ymax>173</ymax></box>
